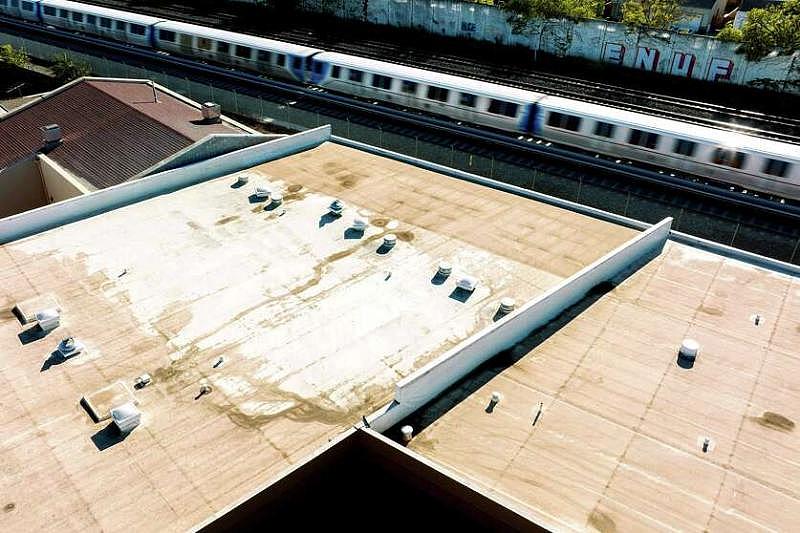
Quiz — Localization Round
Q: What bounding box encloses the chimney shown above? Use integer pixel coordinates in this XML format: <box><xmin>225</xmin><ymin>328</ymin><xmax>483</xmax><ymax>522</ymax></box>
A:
<box><xmin>201</xmin><ymin>102</ymin><xmax>221</xmax><ymax>123</ymax></box>
<box><xmin>40</xmin><ymin>124</ymin><xmax>62</xmax><ymax>149</ymax></box>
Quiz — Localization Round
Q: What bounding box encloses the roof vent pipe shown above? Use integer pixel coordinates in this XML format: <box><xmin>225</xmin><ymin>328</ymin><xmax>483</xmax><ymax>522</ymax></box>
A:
<box><xmin>201</xmin><ymin>102</ymin><xmax>221</xmax><ymax>123</ymax></box>
<box><xmin>40</xmin><ymin>124</ymin><xmax>61</xmax><ymax>149</ymax></box>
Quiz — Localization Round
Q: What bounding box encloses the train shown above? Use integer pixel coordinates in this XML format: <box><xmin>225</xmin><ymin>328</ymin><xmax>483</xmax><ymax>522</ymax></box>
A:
<box><xmin>1</xmin><ymin>0</ymin><xmax>798</xmax><ymax>201</ymax></box>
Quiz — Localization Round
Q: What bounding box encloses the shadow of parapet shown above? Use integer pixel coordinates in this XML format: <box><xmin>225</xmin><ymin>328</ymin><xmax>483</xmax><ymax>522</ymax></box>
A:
<box><xmin>91</xmin><ymin>423</ymin><xmax>128</xmax><ymax>452</ymax></box>
<box><xmin>18</xmin><ymin>325</ymin><xmax>49</xmax><ymax>345</ymax></box>
<box><xmin>386</xmin><ymin>247</ymin><xmax>662</xmax><ymax>442</ymax></box>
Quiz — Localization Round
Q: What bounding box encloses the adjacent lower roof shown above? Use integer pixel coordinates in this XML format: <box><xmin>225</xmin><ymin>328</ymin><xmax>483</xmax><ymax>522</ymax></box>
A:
<box><xmin>0</xmin><ymin>78</ymin><xmax>249</xmax><ymax>189</ymax></box>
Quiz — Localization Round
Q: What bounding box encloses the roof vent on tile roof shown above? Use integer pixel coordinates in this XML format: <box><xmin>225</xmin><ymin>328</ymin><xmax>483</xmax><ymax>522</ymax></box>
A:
<box><xmin>40</xmin><ymin>124</ymin><xmax>62</xmax><ymax>151</ymax></box>
<box><xmin>201</xmin><ymin>102</ymin><xmax>222</xmax><ymax>124</ymax></box>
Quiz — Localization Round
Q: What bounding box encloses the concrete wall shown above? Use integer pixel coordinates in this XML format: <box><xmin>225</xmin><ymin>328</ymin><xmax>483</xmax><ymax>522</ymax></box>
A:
<box><xmin>296</xmin><ymin>0</ymin><xmax>800</xmax><ymax>92</ymax></box>
<box><xmin>370</xmin><ymin>216</ymin><xmax>672</xmax><ymax>431</ymax></box>
<box><xmin>39</xmin><ymin>154</ymin><xmax>90</xmax><ymax>203</ymax></box>
<box><xmin>0</xmin><ymin>157</ymin><xmax>48</xmax><ymax>219</ymax></box>
<box><xmin>0</xmin><ymin>126</ymin><xmax>331</xmax><ymax>243</ymax></box>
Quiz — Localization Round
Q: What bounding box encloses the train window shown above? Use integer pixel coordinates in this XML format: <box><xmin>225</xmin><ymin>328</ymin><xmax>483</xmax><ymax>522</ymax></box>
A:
<box><xmin>371</xmin><ymin>74</ymin><xmax>392</xmax><ymax>90</ymax></box>
<box><xmin>460</xmin><ymin>93</ymin><xmax>476</xmax><ymax>107</ymax></box>
<box><xmin>292</xmin><ymin>56</ymin><xmax>302</xmax><ymax>70</ymax></box>
<box><xmin>628</xmin><ymin>129</ymin><xmax>659</xmax><ymax>149</ymax></box>
<box><xmin>547</xmin><ymin>112</ymin><xmax>581</xmax><ymax>132</ymax></box>
<box><xmin>21</xmin><ymin>1</ymin><xmax>33</xmax><ymax>10</ymax></box>
<box><xmin>196</xmin><ymin>37</ymin><xmax>211</xmax><ymax>50</ymax></box>
<box><xmin>217</xmin><ymin>41</ymin><xmax>230</xmax><ymax>54</ymax></box>
<box><xmin>763</xmin><ymin>158</ymin><xmax>789</xmax><ymax>177</ymax></box>
<box><xmin>115</xmin><ymin>20</ymin><xmax>126</xmax><ymax>31</ymax></box>
<box><xmin>348</xmin><ymin>69</ymin><xmax>364</xmax><ymax>83</ymax></box>
<box><xmin>9</xmin><ymin>0</ymin><xmax>16</xmax><ymax>6</ymax></box>
<box><xmin>488</xmin><ymin>99</ymin><xmax>518</xmax><ymax>117</ymax></box>
<box><xmin>593</xmin><ymin>121</ymin><xmax>615</xmax><ymax>138</ymax></box>
<box><xmin>0</xmin><ymin>0</ymin><xmax>7</xmax><ymax>7</ymax></box>
<box><xmin>235</xmin><ymin>45</ymin><xmax>252</xmax><ymax>59</ymax></box>
<box><xmin>99</xmin><ymin>17</ymin><xmax>111</xmax><ymax>28</ymax></box>
<box><xmin>72</xmin><ymin>12</ymin><xmax>83</xmax><ymax>22</ymax></box>
<box><xmin>276</xmin><ymin>53</ymin><xmax>286</xmax><ymax>66</ymax></box>
<box><xmin>673</xmin><ymin>139</ymin><xmax>697</xmax><ymax>157</ymax></box>
<box><xmin>712</xmin><ymin>148</ymin><xmax>746</xmax><ymax>169</ymax></box>
<box><xmin>426</xmin><ymin>86</ymin><xmax>449</xmax><ymax>102</ymax></box>
<box><xmin>43</xmin><ymin>6</ymin><xmax>56</xmax><ymax>15</ymax></box>
<box><xmin>59</xmin><ymin>9</ymin><xmax>68</xmax><ymax>18</ymax></box>
<box><xmin>330</xmin><ymin>65</ymin><xmax>341</xmax><ymax>78</ymax></box>
<box><xmin>87</xmin><ymin>14</ymin><xmax>96</xmax><ymax>24</ymax></box>
<box><xmin>130</xmin><ymin>24</ymin><xmax>145</xmax><ymax>35</ymax></box>
<box><xmin>401</xmin><ymin>80</ymin><xmax>417</xmax><ymax>94</ymax></box>
<box><xmin>257</xmin><ymin>50</ymin><xmax>270</xmax><ymax>62</ymax></box>
<box><xmin>158</xmin><ymin>29</ymin><xmax>176</xmax><ymax>42</ymax></box>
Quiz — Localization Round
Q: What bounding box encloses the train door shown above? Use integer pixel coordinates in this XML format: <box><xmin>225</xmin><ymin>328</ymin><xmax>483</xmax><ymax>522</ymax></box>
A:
<box><xmin>521</xmin><ymin>103</ymin><xmax>541</xmax><ymax>135</ymax></box>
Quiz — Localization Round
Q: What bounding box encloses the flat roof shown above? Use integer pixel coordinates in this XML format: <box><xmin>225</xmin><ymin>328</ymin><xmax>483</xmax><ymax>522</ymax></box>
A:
<box><xmin>408</xmin><ymin>240</ymin><xmax>800</xmax><ymax>530</ymax></box>
<box><xmin>0</xmin><ymin>142</ymin><xmax>635</xmax><ymax>531</ymax></box>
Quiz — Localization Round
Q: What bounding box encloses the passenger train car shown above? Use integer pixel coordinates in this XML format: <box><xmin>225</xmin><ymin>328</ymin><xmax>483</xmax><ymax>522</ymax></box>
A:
<box><xmin>1</xmin><ymin>0</ymin><xmax>798</xmax><ymax>200</ymax></box>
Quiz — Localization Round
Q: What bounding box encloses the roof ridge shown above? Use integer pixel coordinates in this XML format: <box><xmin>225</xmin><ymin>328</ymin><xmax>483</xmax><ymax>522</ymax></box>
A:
<box><xmin>86</xmin><ymin>79</ymin><xmax>195</xmax><ymax>143</ymax></box>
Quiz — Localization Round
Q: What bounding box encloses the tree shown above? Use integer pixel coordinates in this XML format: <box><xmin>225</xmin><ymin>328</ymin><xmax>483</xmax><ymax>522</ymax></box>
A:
<box><xmin>50</xmin><ymin>53</ymin><xmax>91</xmax><ymax>84</ymax></box>
<box><xmin>0</xmin><ymin>44</ymin><xmax>29</xmax><ymax>69</ymax></box>
<box><xmin>621</xmin><ymin>0</ymin><xmax>681</xmax><ymax>29</ymax></box>
<box><xmin>738</xmin><ymin>0</ymin><xmax>800</xmax><ymax>60</ymax></box>
<box><xmin>716</xmin><ymin>23</ymin><xmax>742</xmax><ymax>42</ymax></box>
<box><xmin>501</xmin><ymin>0</ymin><xmax>603</xmax><ymax>33</ymax></box>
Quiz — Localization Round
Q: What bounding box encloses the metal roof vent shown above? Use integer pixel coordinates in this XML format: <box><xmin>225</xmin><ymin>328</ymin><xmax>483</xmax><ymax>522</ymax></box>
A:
<box><xmin>236</xmin><ymin>175</ymin><xmax>250</xmax><ymax>186</ymax></box>
<box><xmin>678</xmin><ymin>339</ymin><xmax>700</xmax><ymax>361</ymax></box>
<box><xmin>201</xmin><ymin>102</ymin><xmax>221</xmax><ymax>123</ymax></box>
<box><xmin>499</xmin><ymin>297</ymin><xmax>516</xmax><ymax>314</ymax></box>
<box><xmin>329</xmin><ymin>199</ymin><xmax>345</xmax><ymax>216</ymax></box>
<box><xmin>40</xmin><ymin>124</ymin><xmax>61</xmax><ymax>148</ymax></box>
<box><xmin>400</xmin><ymin>425</ymin><xmax>414</xmax><ymax>443</ymax></box>
<box><xmin>456</xmin><ymin>275</ymin><xmax>478</xmax><ymax>292</ymax></box>
<box><xmin>111</xmin><ymin>402</ymin><xmax>141</xmax><ymax>434</ymax></box>
<box><xmin>271</xmin><ymin>192</ymin><xmax>283</xmax><ymax>205</ymax></box>
<box><xmin>57</xmin><ymin>336</ymin><xmax>84</xmax><ymax>359</ymax></box>
<box><xmin>35</xmin><ymin>308</ymin><xmax>60</xmax><ymax>332</ymax></box>
<box><xmin>254</xmin><ymin>186</ymin><xmax>271</xmax><ymax>199</ymax></box>
<box><xmin>383</xmin><ymin>234</ymin><xmax>397</xmax><ymax>248</ymax></box>
<box><xmin>351</xmin><ymin>215</ymin><xmax>369</xmax><ymax>231</ymax></box>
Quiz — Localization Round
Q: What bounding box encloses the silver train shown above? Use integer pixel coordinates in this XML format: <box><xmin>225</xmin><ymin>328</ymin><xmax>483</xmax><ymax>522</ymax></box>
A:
<box><xmin>2</xmin><ymin>0</ymin><xmax>799</xmax><ymax>200</ymax></box>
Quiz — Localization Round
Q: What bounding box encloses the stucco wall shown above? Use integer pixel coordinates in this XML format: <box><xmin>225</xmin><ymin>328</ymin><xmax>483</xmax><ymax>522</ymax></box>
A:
<box><xmin>0</xmin><ymin>158</ymin><xmax>48</xmax><ymax>219</ymax></box>
<box><xmin>39</xmin><ymin>154</ymin><xmax>90</xmax><ymax>203</ymax></box>
<box><xmin>293</xmin><ymin>0</ymin><xmax>800</xmax><ymax>92</ymax></box>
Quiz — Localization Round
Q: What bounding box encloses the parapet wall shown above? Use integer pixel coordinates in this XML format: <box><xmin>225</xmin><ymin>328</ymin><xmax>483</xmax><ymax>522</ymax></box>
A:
<box><xmin>370</xmin><ymin>216</ymin><xmax>672</xmax><ymax>431</ymax></box>
<box><xmin>291</xmin><ymin>0</ymin><xmax>800</xmax><ymax>92</ymax></box>
<box><xmin>0</xmin><ymin>126</ymin><xmax>331</xmax><ymax>243</ymax></box>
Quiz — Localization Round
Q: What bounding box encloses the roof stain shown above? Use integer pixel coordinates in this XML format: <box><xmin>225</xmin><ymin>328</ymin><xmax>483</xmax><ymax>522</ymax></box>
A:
<box><xmin>215</xmin><ymin>215</ymin><xmax>240</xmax><ymax>226</ymax></box>
<box><xmin>287</xmin><ymin>184</ymin><xmax>303</xmax><ymax>193</ymax></box>
<box><xmin>396</xmin><ymin>231</ymin><xmax>415</xmax><ymax>242</ymax></box>
<box><xmin>588</xmin><ymin>509</ymin><xmax>616</xmax><ymax>533</ymax></box>
<box><xmin>698</xmin><ymin>305</ymin><xmax>724</xmax><ymax>316</ymax></box>
<box><xmin>752</xmin><ymin>411</ymin><xmax>795</xmax><ymax>432</ymax></box>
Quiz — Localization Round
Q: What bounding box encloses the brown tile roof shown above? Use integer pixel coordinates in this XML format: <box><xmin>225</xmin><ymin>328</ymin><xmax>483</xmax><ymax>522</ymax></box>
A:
<box><xmin>0</xmin><ymin>79</ymin><xmax>247</xmax><ymax>190</ymax></box>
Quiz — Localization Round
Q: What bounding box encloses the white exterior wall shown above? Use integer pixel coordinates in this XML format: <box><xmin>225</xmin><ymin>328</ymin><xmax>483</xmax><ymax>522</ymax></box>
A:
<box><xmin>369</xmin><ymin>217</ymin><xmax>673</xmax><ymax>431</ymax></box>
<box><xmin>0</xmin><ymin>126</ymin><xmax>331</xmax><ymax>244</ymax></box>
<box><xmin>296</xmin><ymin>0</ymin><xmax>800</xmax><ymax>92</ymax></box>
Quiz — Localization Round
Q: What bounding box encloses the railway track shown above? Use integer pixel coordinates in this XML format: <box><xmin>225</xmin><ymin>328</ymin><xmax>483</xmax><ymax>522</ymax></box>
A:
<box><xmin>78</xmin><ymin>0</ymin><xmax>800</xmax><ymax>144</ymax></box>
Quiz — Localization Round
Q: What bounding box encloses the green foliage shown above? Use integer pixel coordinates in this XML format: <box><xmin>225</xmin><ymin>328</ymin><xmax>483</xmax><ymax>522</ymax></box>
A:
<box><xmin>501</xmin><ymin>0</ymin><xmax>603</xmax><ymax>33</ymax></box>
<box><xmin>50</xmin><ymin>53</ymin><xmax>91</xmax><ymax>84</ymax></box>
<box><xmin>621</xmin><ymin>0</ymin><xmax>681</xmax><ymax>29</ymax></box>
<box><xmin>716</xmin><ymin>23</ymin><xmax>743</xmax><ymax>42</ymax></box>
<box><xmin>739</xmin><ymin>0</ymin><xmax>800</xmax><ymax>60</ymax></box>
<box><xmin>0</xmin><ymin>44</ymin><xmax>29</xmax><ymax>68</ymax></box>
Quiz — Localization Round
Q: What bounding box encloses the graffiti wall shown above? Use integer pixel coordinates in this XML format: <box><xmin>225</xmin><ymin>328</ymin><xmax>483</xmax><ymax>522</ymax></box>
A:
<box><xmin>284</xmin><ymin>0</ymin><xmax>800</xmax><ymax>92</ymax></box>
